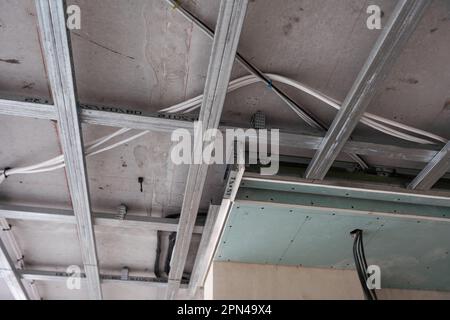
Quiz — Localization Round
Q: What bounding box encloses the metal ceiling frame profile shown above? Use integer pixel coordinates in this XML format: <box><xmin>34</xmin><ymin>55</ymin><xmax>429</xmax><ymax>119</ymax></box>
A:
<box><xmin>0</xmin><ymin>98</ymin><xmax>444</xmax><ymax>166</ymax></box>
<box><xmin>0</xmin><ymin>204</ymin><xmax>204</xmax><ymax>234</ymax></box>
<box><xmin>187</xmin><ymin>163</ymin><xmax>245</xmax><ymax>298</ymax></box>
<box><xmin>241</xmin><ymin>173</ymin><xmax>450</xmax><ymax>218</ymax></box>
<box><xmin>305</xmin><ymin>0</ymin><xmax>431</xmax><ymax>180</ymax></box>
<box><xmin>186</xmin><ymin>205</ymin><xmax>220</xmax><ymax>298</ymax></box>
<box><xmin>0</xmin><ymin>236</ymin><xmax>29</xmax><ymax>300</ymax></box>
<box><xmin>35</xmin><ymin>0</ymin><xmax>102</xmax><ymax>299</ymax></box>
<box><xmin>19</xmin><ymin>270</ymin><xmax>189</xmax><ymax>290</ymax></box>
<box><xmin>409</xmin><ymin>141</ymin><xmax>450</xmax><ymax>190</ymax></box>
<box><xmin>165</xmin><ymin>0</ymin><xmax>249</xmax><ymax>300</ymax></box>
<box><xmin>0</xmin><ymin>218</ymin><xmax>41</xmax><ymax>300</ymax></box>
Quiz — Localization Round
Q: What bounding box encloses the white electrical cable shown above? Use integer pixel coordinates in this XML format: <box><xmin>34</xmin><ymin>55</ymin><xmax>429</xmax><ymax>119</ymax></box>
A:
<box><xmin>5</xmin><ymin>155</ymin><xmax>64</xmax><ymax>175</ymax></box>
<box><xmin>2</xmin><ymin>128</ymin><xmax>136</xmax><ymax>178</ymax></box>
<box><xmin>12</xmin><ymin>164</ymin><xmax>67</xmax><ymax>175</ymax></box>
<box><xmin>86</xmin><ymin>131</ymin><xmax>149</xmax><ymax>158</ymax></box>
<box><xmin>23</xmin><ymin>131</ymin><xmax>150</xmax><ymax>173</ymax></box>
<box><xmin>5</xmin><ymin>129</ymin><xmax>132</xmax><ymax>176</ymax></box>
<box><xmin>161</xmin><ymin>73</ymin><xmax>448</xmax><ymax>145</ymax></box>
<box><xmin>361</xmin><ymin>118</ymin><xmax>435</xmax><ymax>145</ymax></box>
<box><xmin>159</xmin><ymin>76</ymin><xmax>256</xmax><ymax>113</ymax></box>
<box><xmin>267</xmin><ymin>74</ymin><xmax>448</xmax><ymax>144</ymax></box>
<box><xmin>86</xmin><ymin>128</ymin><xmax>132</xmax><ymax>151</ymax></box>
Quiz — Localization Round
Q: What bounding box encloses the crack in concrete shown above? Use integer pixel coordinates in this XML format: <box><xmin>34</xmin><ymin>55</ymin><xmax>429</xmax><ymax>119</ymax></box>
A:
<box><xmin>72</xmin><ymin>32</ymin><xmax>135</xmax><ymax>61</ymax></box>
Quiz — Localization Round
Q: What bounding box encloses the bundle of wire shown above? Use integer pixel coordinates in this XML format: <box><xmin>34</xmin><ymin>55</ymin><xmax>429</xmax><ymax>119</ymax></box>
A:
<box><xmin>351</xmin><ymin>229</ymin><xmax>377</xmax><ymax>300</ymax></box>
<box><xmin>0</xmin><ymin>128</ymin><xmax>149</xmax><ymax>182</ymax></box>
<box><xmin>160</xmin><ymin>73</ymin><xmax>448</xmax><ymax>145</ymax></box>
<box><xmin>1</xmin><ymin>73</ymin><xmax>448</xmax><ymax>183</ymax></box>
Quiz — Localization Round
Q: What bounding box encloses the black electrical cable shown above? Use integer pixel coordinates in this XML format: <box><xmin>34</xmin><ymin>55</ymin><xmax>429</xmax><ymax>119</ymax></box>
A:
<box><xmin>357</xmin><ymin>236</ymin><xmax>372</xmax><ymax>300</ymax></box>
<box><xmin>352</xmin><ymin>231</ymin><xmax>370</xmax><ymax>299</ymax></box>
<box><xmin>357</xmin><ymin>232</ymin><xmax>378</xmax><ymax>300</ymax></box>
<box><xmin>357</xmin><ymin>233</ymin><xmax>372</xmax><ymax>299</ymax></box>
<box><xmin>351</xmin><ymin>229</ymin><xmax>377</xmax><ymax>300</ymax></box>
<box><xmin>358</xmin><ymin>233</ymin><xmax>368</xmax><ymax>273</ymax></box>
<box><xmin>164</xmin><ymin>232</ymin><xmax>177</xmax><ymax>275</ymax></box>
<box><xmin>154</xmin><ymin>231</ymin><xmax>162</xmax><ymax>278</ymax></box>
<box><xmin>163</xmin><ymin>213</ymin><xmax>207</xmax><ymax>278</ymax></box>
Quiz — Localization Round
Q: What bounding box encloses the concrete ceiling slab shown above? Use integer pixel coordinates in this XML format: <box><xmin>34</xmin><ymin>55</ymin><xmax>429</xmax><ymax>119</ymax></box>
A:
<box><xmin>95</xmin><ymin>226</ymin><xmax>157</xmax><ymax>274</ymax></box>
<box><xmin>0</xmin><ymin>0</ymin><xmax>50</xmax><ymax>101</ymax></box>
<box><xmin>68</xmin><ymin>0</ymin><xmax>217</xmax><ymax>113</ymax></box>
<box><xmin>0</xmin><ymin>115</ymin><xmax>71</xmax><ymax>209</ymax></box>
<box><xmin>10</xmin><ymin>220</ymin><xmax>83</xmax><ymax>269</ymax></box>
<box><xmin>34</xmin><ymin>281</ymin><xmax>88</xmax><ymax>300</ymax></box>
<box><xmin>101</xmin><ymin>282</ymin><xmax>181</xmax><ymax>300</ymax></box>
<box><xmin>367</xmin><ymin>0</ymin><xmax>450</xmax><ymax>140</ymax></box>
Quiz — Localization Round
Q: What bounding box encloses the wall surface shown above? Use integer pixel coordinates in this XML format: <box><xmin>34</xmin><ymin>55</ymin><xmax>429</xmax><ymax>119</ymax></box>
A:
<box><xmin>206</xmin><ymin>262</ymin><xmax>450</xmax><ymax>300</ymax></box>
<box><xmin>377</xmin><ymin>289</ymin><xmax>450</xmax><ymax>300</ymax></box>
